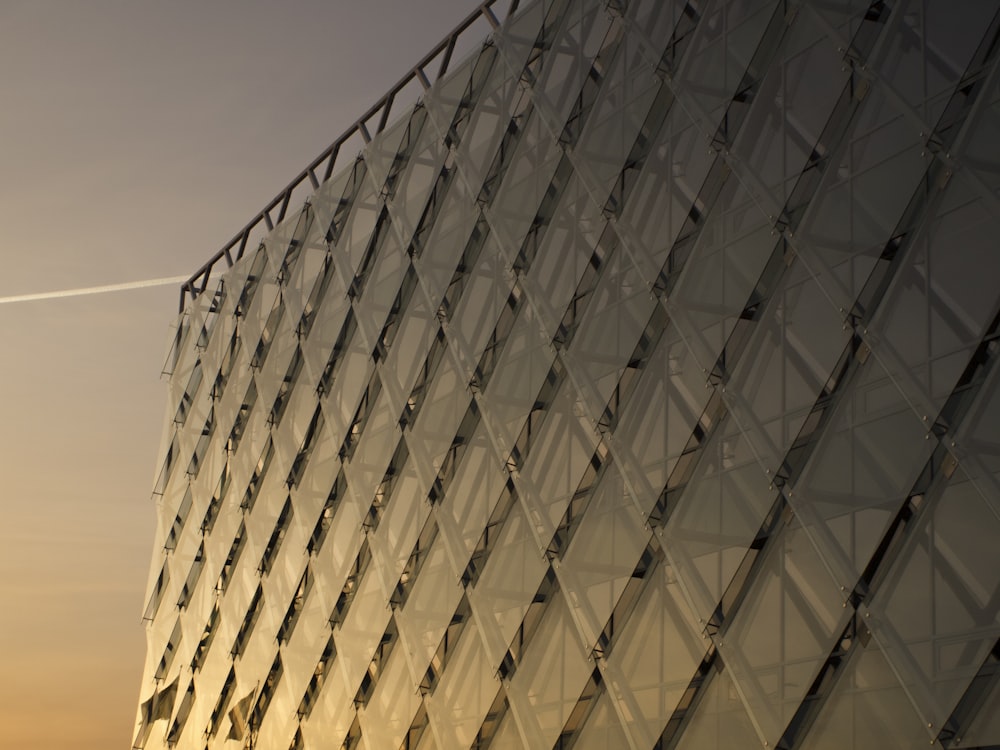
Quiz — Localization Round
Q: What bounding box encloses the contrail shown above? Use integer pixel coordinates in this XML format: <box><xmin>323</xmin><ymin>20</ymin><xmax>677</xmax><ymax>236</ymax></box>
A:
<box><xmin>0</xmin><ymin>275</ymin><xmax>189</xmax><ymax>305</ymax></box>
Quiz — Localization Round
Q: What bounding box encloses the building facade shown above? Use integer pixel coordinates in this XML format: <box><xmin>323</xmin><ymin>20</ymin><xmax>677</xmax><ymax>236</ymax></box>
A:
<box><xmin>135</xmin><ymin>0</ymin><xmax>1000</xmax><ymax>748</ymax></box>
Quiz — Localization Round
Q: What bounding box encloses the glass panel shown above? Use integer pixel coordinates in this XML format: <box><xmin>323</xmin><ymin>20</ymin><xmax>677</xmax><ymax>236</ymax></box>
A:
<box><xmin>505</xmin><ymin>594</ymin><xmax>593</xmax><ymax>747</ymax></box>
<box><xmin>521</xmin><ymin>379</ymin><xmax>601</xmax><ymax>541</ymax></box>
<box><xmin>406</xmin><ymin>355</ymin><xmax>473</xmax><ymax>478</ymax></box>
<box><xmin>561</xmin><ymin>462</ymin><xmax>649</xmax><ymax>648</ymax></box>
<box><xmin>522</xmin><ymin>175</ymin><xmax>605</xmax><ymax>340</ymax></box>
<box><xmin>789</xmin><ymin>356</ymin><xmax>935</xmax><ymax>592</ymax></box>
<box><xmin>726</xmin><ymin>266</ymin><xmax>852</xmax><ymax>474</ymax></box>
<box><xmin>799</xmin><ymin>636</ymin><xmax>934</xmax><ymax>750</ymax></box>
<box><xmin>619</xmin><ymin>104</ymin><xmax>714</xmax><ymax>275</ymax></box>
<box><xmin>440</xmin><ymin>421</ymin><xmax>508</xmax><ymax>562</ymax></box>
<box><xmin>729</xmin><ymin>11</ymin><xmax>848</xmax><ymax>210</ymax></box>
<box><xmin>795</xmin><ymin>87</ymin><xmax>928</xmax><ymax>312</ymax></box>
<box><xmin>426</xmin><ymin>618</ymin><xmax>499</xmax><ymax>748</ymax></box>
<box><xmin>669</xmin><ymin>177</ymin><xmax>777</xmax><ymax>374</ymax></box>
<box><xmin>386</xmin><ymin>116</ymin><xmax>449</xmax><ymax>247</ymax></box>
<box><xmin>616</xmin><ymin>324</ymin><xmax>714</xmax><ymax>514</ymax></box>
<box><xmin>334</xmin><ymin>565</ymin><xmax>393</xmax><ymax>696</ymax></box>
<box><xmin>675</xmin><ymin>664</ymin><xmax>763</xmax><ymax>748</ymax></box>
<box><xmin>532</xmin><ymin>0</ymin><xmax>611</xmax><ymax>134</ymax></box>
<box><xmin>722</xmin><ymin>520</ymin><xmax>852</xmax><ymax>746</ymax></box>
<box><xmin>573</xmin><ymin>26</ymin><xmax>661</xmax><ymax>199</ymax></box>
<box><xmin>479</xmin><ymin>310</ymin><xmax>556</xmax><ymax>454</ymax></box>
<box><xmin>447</xmin><ymin>233</ymin><xmax>514</xmax><ymax>374</ymax></box>
<box><xmin>414</xmin><ymin>176</ymin><xmax>482</xmax><ymax>308</ymax></box>
<box><xmin>607</xmin><ymin>559</ymin><xmax>708</xmax><ymax>746</ymax></box>
<box><xmin>573</xmin><ymin>689</ymin><xmax>630</xmax><ymax>750</ymax></box>
<box><xmin>674</xmin><ymin>0</ymin><xmax>779</xmax><ymax>131</ymax></box>
<box><xmin>471</xmin><ymin>501</ymin><xmax>549</xmax><ymax>667</ymax></box>
<box><xmin>352</xmin><ymin>227</ymin><xmax>406</xmax><ymax>346</ymax></box>
<box><xmin>566</xmin><ymin>247</ymin><xmax>658</xmax><ymax>418</ymax></box>
<box><xmin>394</xmin><ymin>536</ymin><xmax>464</xmax><ymax>670</ymax></box>
<box><xmin>663</xmin><ymin>419</ymin><xmax>779</xmax><ymax>626</ymax></box>
<box><xmin>360</xmin><ymin>650</ymin><xmax>421</xmax><ymax>749</ymax></box>
<box><xmin>877</xmin><ymin>0</ymin><xmax>994</xmax><ymax>124</ymax></box>
<box><xmin>866</xmin><ymin>464</ymin><xmax>1000</xmax><ymax>731</ymax></box>
<box><xmin>484</xmin><ymin>110</ymin><xmax>562</xmax><ymax>266</ymax></box>
<box><xmin>870</xmin><ymin>173</ymin><xmax>1000</xmax><ymax>419</ymax></box>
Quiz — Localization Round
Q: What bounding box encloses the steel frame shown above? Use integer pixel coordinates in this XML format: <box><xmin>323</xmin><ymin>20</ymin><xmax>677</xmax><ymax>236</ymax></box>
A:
<box><xmin>178</xmin><ymin>0</ymin><xmax>518</xmax><ymax>313</ymax></box>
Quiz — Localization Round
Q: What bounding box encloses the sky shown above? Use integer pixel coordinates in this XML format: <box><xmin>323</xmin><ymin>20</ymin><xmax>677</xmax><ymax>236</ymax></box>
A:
<box><xmin>0</xmin><ymin>2</ymin><xmax>480</xmax><ymax>747</ymax></box>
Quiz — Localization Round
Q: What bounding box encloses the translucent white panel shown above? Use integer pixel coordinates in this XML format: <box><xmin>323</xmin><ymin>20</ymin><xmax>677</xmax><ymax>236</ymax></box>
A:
<box><xmin>394</xmin><ymin>534</ymin><xmax>464</xmax><ymax>670</ymax></box>
<box><xmin>369</xmin><ymin>468</ymin><xmax>430</xmax><ymax>594</ymax></box>
<box><xmin>561</xmin><ymin>462</ymin><xmax>648</xmax><ymax>648</ymax></box>
<box><xmin>381</xmin><ymin>297</ymin><xmax>438</xmax><ymax>417</ymax></box>
<box><xmin>283</xmin><ymin>605</ymin><xmax>332</xmax><ymax>697</ymax></box>
<box><xmin>493</xmin><ymin>0</ymin><xmax>547</xmax><ymax>81</ymax></box>
<box><xmin>426</xmin><ymin>619</ymin><xmax>500</xmax><ymax>748</ymax></box>
<box><xmin>471</xmin><ymin>502</ymin><xmax>548</xmax><ymax>667</ymax></box>
<box><xmin>662</xmin><ymin>421</ymin><xmax>777</xmax><ymax>626</ymax></box>
<box><xmin>479</xmin><ymin>311</ymin><xmax>556</xmax><ymax>454</ymax></box>
<box><xmin>607</xmin><ymin>560</ymin><xmax>707</xmax><ymax>746</ymax></box>
<box><xmin>334</xmin><ymin>177</ymin><xmax>381</xmax><ymax>277</ymax></box>
<box><xmin>306</xmin><ymin>154</ymin><xmax>359</xmax><ymax>239</ymax></box>
<box><xmin>521</xmin><ymin>381</ymin><xmax>601</xmax><ymax>540</ymax></box>
<box><xmin>726</xmin><ymin>267</ymin><xmax>851</xmax><ymax>474</ymax></box>
<box><xmin>954</xmin><ymin>673</ymin><xmax>1000</xmax><ymax>747</ymax></box>
<box><xmin>795</xmin><ymin>89</ymin><xmax>928</xmax><ymax>311</ymax></box>
<box><xmin>344</xmin><ymin>403</ymin><xmax>400</xmax><ymax>514</ymax></box>
<box><xmin>320</xmin><ymin>347</ymin><xmax>376</xmax><ymax>448</ymax></box>
<box><xmin>676</xmin><ymin>666</ymin><xmax>763</xmax><ymax>748</ymax></box>
<box><xmin>282</xmin><ymin>223</ymin><xmax>329</xmax><ymax>326</ymax></box>
<box><xmin>484</xmin><ymin>111</ymin><xmax>562</xmax><ymax>266</ymax></box>
<box><xmin>422</xmin><ymin>41</ymin><xmax>489</xmax><ymax>140</ymax></box>
<box><xmin>615</xmin><ymin>325</ymin><xmax>712</xmax><ymax>512</ymax></box>
<box><xmin>253</xmin><ymin>677</ymin><xmax>297</xmax><ymax>750</ymax></box>
<box><xmin>451</xmin><ymin>48</ymin><xmax>528</xmax><ymax>194</ymax></box>
<box><xmin>299</xmin><ymin>270</ymin><xmax>350</xmax><ymax>386</ymax></box>
<box><xmin>573</xmin><ymin>689</ymin><xmax>630</xmax><ymax>750</ymax></box>
<box><xmin>360</xmin><ymin>650</ymin><xmax>421</xmax><ymax>749</ymax></box>
<box><xmin>353</xmin><ymin>238</ymin><xmax>406</xmax><ymax>353</ymax></box>
<box><xmin>531</xmin><ymin>0</ymin><xmax>611</xmax><ymax>136</ymax></box>
<box><xmin>300</xmin><ymin>671</ymin><xmax>356</xmax><ymax>749</ymax></box>
<box><xmin>334</xmin><ymin>565</ymin><xmax>393</xmax><ymax>694</ymax></box>
<box><xmin>290</xmin><ymin>413</ymin><xmax>341</xmax><ymax>504</ymax></box>
<box><xmin>505</xmin><ymin>595</ymin><xmax>593</xmax><ymax>747</ymax></box>
<box><xmin>310</xmin><ymin>513</ymin><xmax>365</xmax><ymax>621</ymax></box>
<box><xmin>789</xmin><ymin>356</ymin><xmax>934</xmax><ymax>591</ymax></box>
<box><xmin>673</xmin><ymin>0</ymin><xmax>779</xmax><ymax>130</ymax></box>
<box><xmin>729</xmin><ymin>11</ymin><xmax>847</xmax><ymax>208</ymax></box>
<box><xmin>962</xmin><ymin>68</ymin><xmax>1000</xmax><ymax>195</ymax></box>
<box><xmin>574</xmin><ymin>24</ymin><xmax>661</xmax><ymax>199</ymax></box>
<box><xmin>364</xmin><ymin>106</ymin><xmax>423</xmax><ymax>194</ymax></box>
<box><xmin>413</xmin><ymin>175</ymin><xmax>482</xmax><ymax>308</ymax></box>
<box><xmin>387</xmin><ymin>117</ymin><xmax>449</xmax><ymax>246</ymax></box>
<box><xmin>566</xmin><ymin>248</ymin><xmax>658</xmax><ymax>417</ymax></box>
<box><xmin>668</xmin><ymin>178</ymin><xmax>776</xmax><ymax>373</ymax></box>
<box><xmin>445</xmin><ymin>235</ymin><xmax>513</xmax><ymax>378</ymax></box>
<box><xmin>441</xmin><ymin>422</ymin><xmax>507</xmax><ymax>560</ymax></box>
<box><xmin>524</xmin><ymin>175</ymin><xmax>605</xmax><ymax>336</ymax></box>
<box><xmin>866</xmin><ymin>465</ymin><xmax>1000</xmax><ymax>731</ymax></box>
<box><xmin>722</xmin><ymin>520</ymin><xmax>851</xmax><ymax>746</ymax></box>
<box><xmin>960</xmin><ymin>362</ymin><xmax>1000</xmax><ymax>478</ymax></box>
<box><xmin>870</xmin><ymin>174</ymin><xmax>1000</xmax><ymax>419</ymax></box>
<box><xmin>800</xmin><ymin>638</ymin><xmax>933</xmax><ymax>750</ymax></box>
<box><xmin>626</xmin><ymin>0</ymin><xmax>691</xmax><ymax>62</ymax></box>
<box><xmin>486</xmin><ymin>712</ymin><xmax>525</xmax><ymax>750</ymax></box>
<box><xmin>877</xmin><ymin>0</ymin><xmax>994</xmax><ymax>123</ymax></box>
<box><xmin>406</xmin><ymin>355</ymin><xmax>473</xmax><ymax>474</ymax></box>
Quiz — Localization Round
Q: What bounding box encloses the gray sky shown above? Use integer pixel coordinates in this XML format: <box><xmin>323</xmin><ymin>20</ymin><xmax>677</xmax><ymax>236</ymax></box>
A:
<box><xmin>0</xmin><ymin>2</ymin><xmax>479</xmax><ymax>747</ymax></box>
